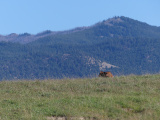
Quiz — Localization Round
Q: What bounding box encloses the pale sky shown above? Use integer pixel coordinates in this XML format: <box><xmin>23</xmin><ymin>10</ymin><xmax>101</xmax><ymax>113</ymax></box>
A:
<box><xmin>0</xmin><ymin>0</ymin><xmax>159</xmax><ymax>35</ymax></box>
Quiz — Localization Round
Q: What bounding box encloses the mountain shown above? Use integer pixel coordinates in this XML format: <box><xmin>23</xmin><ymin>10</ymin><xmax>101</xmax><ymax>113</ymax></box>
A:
<box><xmin>0</xmin><ymin>16</ymin><xmax>160</xmax><ymax>80</ymax></box>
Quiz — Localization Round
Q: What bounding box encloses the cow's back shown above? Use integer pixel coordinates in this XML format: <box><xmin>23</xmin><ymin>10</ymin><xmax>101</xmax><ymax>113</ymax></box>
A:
<box><xmin>105</xmin><ymin>72</ymin><xmax>114</xmax><ymax>78</ymax></box>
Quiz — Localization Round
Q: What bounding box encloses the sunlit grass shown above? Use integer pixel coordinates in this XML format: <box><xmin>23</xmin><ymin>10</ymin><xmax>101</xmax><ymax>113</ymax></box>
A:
<box><xmin>0</xmin><ymin>74</ymin><xmax>160</xmax><ymax>119</ymax></box>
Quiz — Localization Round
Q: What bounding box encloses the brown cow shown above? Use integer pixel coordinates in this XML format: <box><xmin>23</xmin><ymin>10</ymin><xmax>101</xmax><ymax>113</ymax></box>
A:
<box><xmin>99</xmin><ymin>71</ymin><xmax>114</xmax><ymax>78</ymax></box>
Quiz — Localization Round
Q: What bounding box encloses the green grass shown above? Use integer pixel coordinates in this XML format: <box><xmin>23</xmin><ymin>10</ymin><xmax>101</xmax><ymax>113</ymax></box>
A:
<box><xmin>0</xmin><ymin>75</ymin><xmax>160</xmax><ymax>120</ymax></box>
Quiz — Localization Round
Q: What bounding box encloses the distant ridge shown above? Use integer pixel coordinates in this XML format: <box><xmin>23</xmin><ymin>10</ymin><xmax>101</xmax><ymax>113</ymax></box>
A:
<box><xmin>1</xmin><ymin>16</ymin><xmax>160</xmax><ymax>44</ymax></box>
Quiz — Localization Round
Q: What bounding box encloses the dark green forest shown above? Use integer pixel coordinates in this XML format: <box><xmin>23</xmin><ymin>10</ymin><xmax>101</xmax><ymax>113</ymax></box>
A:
<box><xmin>0</xmin><ymin>16</ymin><xmax>160</xmax><ymax>80</ymax></box>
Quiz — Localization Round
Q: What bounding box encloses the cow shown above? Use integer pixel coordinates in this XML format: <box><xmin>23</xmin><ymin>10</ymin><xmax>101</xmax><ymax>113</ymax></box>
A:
<box><xmin>99</xmin><ymin>71</ymin><xmax>114</xmax><ymax>78</ymax></box>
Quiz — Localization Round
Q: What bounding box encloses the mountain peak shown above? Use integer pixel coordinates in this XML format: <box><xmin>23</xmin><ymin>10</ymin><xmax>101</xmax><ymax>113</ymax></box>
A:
<box><xmin>102</xmin><ymin>16</ymin><xmax>124</xmax><ymax>26</ymax></box>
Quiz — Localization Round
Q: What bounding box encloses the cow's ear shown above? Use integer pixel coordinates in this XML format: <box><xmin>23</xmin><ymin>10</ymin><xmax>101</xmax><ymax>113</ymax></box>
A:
<box><xmin>100</xmin><ymin>71</ymin><xmax>103</xmax><ymax>73</ymax></box>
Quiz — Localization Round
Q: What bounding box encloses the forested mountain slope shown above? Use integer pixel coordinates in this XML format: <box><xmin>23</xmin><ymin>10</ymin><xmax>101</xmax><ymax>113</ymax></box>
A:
<box><xmin>0</xmin><ymin>16</ymin><xmax>160</xmax><ymax>80</ymax></box>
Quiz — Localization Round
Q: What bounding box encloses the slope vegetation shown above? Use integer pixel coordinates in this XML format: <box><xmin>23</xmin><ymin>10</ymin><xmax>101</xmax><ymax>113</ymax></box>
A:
<box><xmin>0</xmin><ymin>16</ymin><xmax>160</xmax><ymax>80</ymax></box>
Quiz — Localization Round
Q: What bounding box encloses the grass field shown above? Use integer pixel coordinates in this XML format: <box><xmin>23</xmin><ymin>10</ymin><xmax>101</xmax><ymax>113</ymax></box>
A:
<box><xmin>0</xmin><ymin>75</ymin><xmax>160</xmax><ymax>120</ymax></box>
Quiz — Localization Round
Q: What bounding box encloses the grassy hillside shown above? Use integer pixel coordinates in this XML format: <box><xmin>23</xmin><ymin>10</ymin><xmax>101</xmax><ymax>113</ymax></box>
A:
<box><xmin>0</xmin><ymin>75</ymin><xmax>160</xmax><ymax>120</ymax></box>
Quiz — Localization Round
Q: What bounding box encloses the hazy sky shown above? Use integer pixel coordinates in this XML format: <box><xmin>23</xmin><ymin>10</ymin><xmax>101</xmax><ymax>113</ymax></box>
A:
<box><xmin>0</xmin><ymin>0</ymin><xmax>159</xmax><ymax>35</ymax></box>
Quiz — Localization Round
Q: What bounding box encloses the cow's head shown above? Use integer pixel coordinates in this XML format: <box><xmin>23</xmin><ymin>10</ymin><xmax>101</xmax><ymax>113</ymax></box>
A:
<box><xmin>99</xmin><ymin>71</ymin><xmax>106</xmax><ymax>77</ymax></box>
